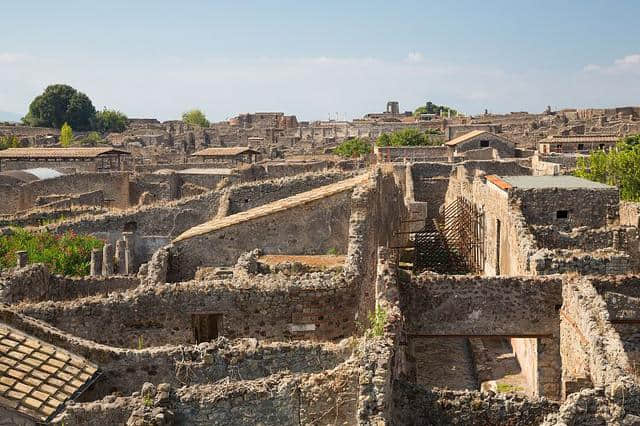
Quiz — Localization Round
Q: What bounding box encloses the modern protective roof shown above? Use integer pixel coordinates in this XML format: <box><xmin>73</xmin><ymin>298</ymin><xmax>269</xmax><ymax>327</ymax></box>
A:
<box><xmin>445</xmin><ymin>130</ymin><xmax>513</xmax><ymax>147</ymax></box>
<box><xmin>0</xmin><ymin>323</ymin><xmax>99</xmax><ymax>422</ymax></box>
<box><xmin>489</xmin><ymin>175</ymin><xmax>615</xmax><ymax>190</ymax></box>
<box><xmin>0</xmin><ymin>147</ymin><xmax>130</xmax><ymax>159</ymax></box>
<box><xmin>192</xmin><ymin>147</ymin><xmax>260</xmax><ymax>157</ymax></box>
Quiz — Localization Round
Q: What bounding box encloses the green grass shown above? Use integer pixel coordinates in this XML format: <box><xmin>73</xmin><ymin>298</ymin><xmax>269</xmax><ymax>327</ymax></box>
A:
<box><xmin>0</xmin><ymin>228</ymin><xmax>103</xmax><ymax>276</ymax></box>
<box><xmin>496</xmin><ymin>382</ymin><xmax>524</xmax><ymax>393</ymax></box>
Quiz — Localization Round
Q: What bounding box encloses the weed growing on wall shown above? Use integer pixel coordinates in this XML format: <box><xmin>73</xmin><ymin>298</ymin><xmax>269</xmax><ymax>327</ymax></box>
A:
<box><xmin>367</xmin><ymin>304</ymin><xmax>388</xmax><ymax>338</ymax></box>
<box><xmin>0</xmin><ymin>228</ymin><xmax>103</xmax><ymax>276</ymax></box>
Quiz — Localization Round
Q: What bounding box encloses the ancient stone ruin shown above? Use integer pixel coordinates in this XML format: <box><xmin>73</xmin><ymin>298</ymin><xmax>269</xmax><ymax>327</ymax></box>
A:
<box><xmin>3</xmin><ymin>118</ymin><xmax>640</xmax><ymax>425</ymax></box>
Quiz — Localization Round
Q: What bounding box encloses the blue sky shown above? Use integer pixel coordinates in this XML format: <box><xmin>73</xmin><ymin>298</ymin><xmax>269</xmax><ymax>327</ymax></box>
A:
<box><xmin>1</xmin><ymin>0</ymin><xmax>640</xmax><ymax>121</ymax></box>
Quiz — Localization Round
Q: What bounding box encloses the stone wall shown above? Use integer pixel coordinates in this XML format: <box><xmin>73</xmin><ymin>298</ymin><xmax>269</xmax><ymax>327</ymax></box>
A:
<box><xmin>400</xmin><ymin>275</ymin><xmax>562</xmax><ymax>336</ymax></box>
<box><xmin>83</xmin><ymin>339</ymin><xmax>351</xmax><ymax>399</ymax></box>
<box><xmin>390</xmin><ymin>381</ymin><xmax>559</xmax><ymax>426</ymax></box>
<box><xmin>57</xmin><ymin>365</ymin><xmax>359</xmax><ymax>426</ymax></box>
<box><xmin>0</xmin><ymin>264</ymin><xmax>140</xmax><ymax>304</ymax></box>
<box><xmin>19</xmin><ymin>273</ymin><xmax>357</xmax><ymax>348</ymax></box>
<box><xmin>226</xmin><ymin>170</ymin><xmax>353</xmax><ymax>215</ymax></box>
<box><xmin>512</xmin><ymin>186</ymin><xmax>619</xmax><ymax>229</ymax></box>
<box><xmin>169</xmin><ymin>189</ymin><xmax>353</xmax><ymax>280</ymax></box>
<box><xmin>17</xmin><ymin>172</ymin><xmax>130</xmax><ymax>212</ymax></box>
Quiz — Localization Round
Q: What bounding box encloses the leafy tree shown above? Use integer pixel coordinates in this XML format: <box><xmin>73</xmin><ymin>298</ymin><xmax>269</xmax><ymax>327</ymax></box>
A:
<box><xmin>23</xmin><ymin>84</ymin><xmax>96</xmax><ymax>130</ymax></box>
<box><xmin>376</xmin><ymin>128</ymin><xmax>441</xmax><ymax>147</ymax></box>
<box><xmin>414</xmin><ymin>101</ymin><xmax>458</xmax><ymax>117</ymax></box>
<box><xmin>334</xmin><ymin>137</ymin><xmax>372</xmax><ymax>158</ymax></box>
<box><xmin>0</xmin><ymin>135</ymin><xmax>20</xmax><ymax>150</ymax></box>
<box><xmin>80</xmin><ymin>131</ymin><xmax>101</xmax><ymax>146</ymax></box>
<box><xmin>93</xmin><ymin>108</ymin><xmax>128</xmax><ymax>133</ymax></box>
<box><xmin>182</xmin><ymin>109</ymin><xmax>210</xmax><ymax>127</ymax></box>
<box><xmin>60</xmin><ymin>123</ymin><xmax>73</xmax><ymax>147</ymax></box>
<box><xmin>575</xmin><ymin>134</ymin><xmax>640</xmax><ymax>201</ymax></box>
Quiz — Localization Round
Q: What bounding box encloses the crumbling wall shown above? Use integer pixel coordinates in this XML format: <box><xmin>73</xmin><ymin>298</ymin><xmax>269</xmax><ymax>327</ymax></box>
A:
<box><xmin>19</xmin><ymin>274</ymin><xmax>357</xmax><ymax>348</ymax></box>
<box><xmin>83</xmin><ymin>339</ymin><xmax>351</xmax><ymax>399</ymax></box>
<box><xmin>226</xmin><ymin>170</ymin><xmax>353</xmax><ymax>215</ymax></box>
<box><xmin>169</xmin><ymin>189</ymin><xmax>353</xmax><ymax>280</ymax></box>
<box><xmin>16</xmin><ymin>172</ymin><xmax>131</xmax><ymax>211</ymax></box>
<box><xmin>390</xmin><ymin>381</ymin><xmax>559</xmax><ymax>426</ymax></box>
<box><xmin>0</xmin><ymin>264</ymin><xmax>140</xmax><ymax>304</ymax></box>
<box><xmin>58</xmin><ymin>366</ymin><xmax>359</xmax><ymax>426</ymax></box>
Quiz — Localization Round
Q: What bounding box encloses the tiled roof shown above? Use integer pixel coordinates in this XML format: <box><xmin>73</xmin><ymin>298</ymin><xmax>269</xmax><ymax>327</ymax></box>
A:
<box><xmin>0</xmin><ymin>324</ymin><xmax>99</xmax><ymax>422</ymax></box>
<box><xmin>192</xmin><ymin>147</ymin><xmax>260</xmax><ymax>157</ymax></box>
<box><xmin>0</xmin><ymin>147</ymin><xmax>130</xmax><ymax>159</ymax></box>
<box><xmin>539</xmin><ymin>135</ymin><xmax>619</xmax><ymax>144</ymax></box>
<box><xmin>174</xmin><ymin>174</ymin><xmax>368</xmax><ymax>242</ymax></box>
<box><xmin>445</xmin><ymin>130</ymin><xmax>490</xmax><ymax>146</ymax></box>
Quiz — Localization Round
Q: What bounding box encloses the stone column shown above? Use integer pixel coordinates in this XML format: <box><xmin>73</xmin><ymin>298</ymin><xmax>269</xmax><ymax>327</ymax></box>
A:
<box><xmin>123</xmin><ymin>232</ymin><xmax>135</xmax><ymax>274</ymax></box>
<box><xmin>115</xmin><ymin>239</ymin><xmax>126</xmax><ymax>274</ymax></box>
<box><xmin>16</xmin><ymin>251</ymin><xmax>28</xmax><ymax>268</ymax></box>
<box><xmin>102</xmin><ymin>243</ymin><xmax>115</xmax><ymax>276</ymax></box>
<box><xmin>90</xmin><ymin>249</ymin><xmax>102</xmax><ymax>276</ymax></box>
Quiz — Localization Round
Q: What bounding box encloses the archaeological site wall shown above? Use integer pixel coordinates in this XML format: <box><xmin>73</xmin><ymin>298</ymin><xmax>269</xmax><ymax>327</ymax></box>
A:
<box><xmin>0</xmin><ymin>172</ymin><xmax>131</xmax><ymax>214</ymax></box>
<box><xmin>168</xmin><ymin>177</ymin><xmax>361</xmax><ymax>280</ymax></box>
<box><xmin>18</xmin><ymin>273</ymin><xmax>357</xmax><ymax>348</ymax></box>
<box><xmin>0</xmin><ymin>264</ymin><xmax>140</xmax><ymax>304</ymax></box>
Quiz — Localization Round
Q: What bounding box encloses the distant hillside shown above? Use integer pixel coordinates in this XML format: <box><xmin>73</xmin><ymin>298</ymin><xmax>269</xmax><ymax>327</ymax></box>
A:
<box><xmin>0</xmin><ymin>111</ymin><xmax>22</xmax><ymax>123</ymax></box>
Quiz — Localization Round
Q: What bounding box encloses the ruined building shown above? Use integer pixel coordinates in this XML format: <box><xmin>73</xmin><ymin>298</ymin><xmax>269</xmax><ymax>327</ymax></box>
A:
<box><xmin>2</xmin><ymin>117</ymin><xmax>640</xmax><ymax>424</ymax></box>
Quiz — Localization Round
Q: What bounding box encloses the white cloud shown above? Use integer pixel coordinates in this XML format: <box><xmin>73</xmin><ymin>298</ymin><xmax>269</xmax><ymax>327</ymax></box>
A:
<box><xmin>1</xmin><ymin>53</ymin><xmax>639</xmax><ymax>120</ymax></box>
<box><xmin>406</xmin><ymin>52</ymin><xmax>424</xmax><ymax>63</ymax></box>
<box><xmin>583</xmin><ymin>53</ymin><xmax>640</xmax><ymax>75</ymax></box>
<box><xmin>615</xmin><ymin>54</ymin><xmax>640</xmax><ymax>66</ymax></box>
<box><xmin>0</xmin><ymin>53</ymin><xmax>29</xmax><ymax>64</ymax></box>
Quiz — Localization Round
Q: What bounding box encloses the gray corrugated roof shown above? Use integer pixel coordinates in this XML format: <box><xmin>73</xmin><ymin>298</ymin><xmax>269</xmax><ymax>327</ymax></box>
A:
<box><xmin>500</xmin><ymin>175</ymin><xmax>615</xmax><ymax>190</ymax></box>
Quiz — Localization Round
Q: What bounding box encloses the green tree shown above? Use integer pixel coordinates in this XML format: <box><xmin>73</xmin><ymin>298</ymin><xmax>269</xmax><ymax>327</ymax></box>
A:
<box><xmin>80</xmin><ymin>131</ymin><xmax>101</xmax><ymax>146</ymax></box>
<box><xmin>414</xmin><ymin>101</ymin><xmax>458</xmax><ymax>117</ymax></box>
<box><xmin>93</xmin><ymin>108</ymin><xmax>128</xmax><ymax>133</ymax></box>
<box><xmin>575</xmin><ymin>134</ymin><xmax>640</xmax><ymax>201</ymax></box>
<box><xmin>334</xmin><ymin>137</ymin><xmax>372</xmax><ymax>158</ymax></box>
<box><xmin>60</xmin><ymin>123</ymin><xmax>73</xmax><ymax>147</ymax></box>
<box><xmin>182</xmin><ymin>109</ymin><xmax>210</xmax><ymax>127</ymax></box>
<box><xmin>376</xmin><ymin>128</ymin><xmax>441</xmax><ymax>147</ymax></box>
<box><xmin>0</xmin><ymin>135</ymin><xmax>20</xmax><ymax>150</ymax></box>
<box><xmin>23</xmin><ymin>84</ymin><xmax>96</xmax><ymax>130</ymax></box>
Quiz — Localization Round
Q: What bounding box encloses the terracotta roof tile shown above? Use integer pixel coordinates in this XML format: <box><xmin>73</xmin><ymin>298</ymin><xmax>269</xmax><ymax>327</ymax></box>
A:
<box><xmin>192</xmin><ymin>147</ymin><xmax>260</xmax><ymax>157</ymax></box>
<box><xmin>0</xmin><ymin>147</ymin><xmax>130</xmax><ymax>159</ymax></box>
<box><xmin>0</xmin><ymin>323</ymin><xmax>99</xmax><ymax>422</ymax></box>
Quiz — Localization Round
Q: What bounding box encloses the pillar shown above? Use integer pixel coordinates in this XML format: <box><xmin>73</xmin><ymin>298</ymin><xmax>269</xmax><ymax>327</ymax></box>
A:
<box><xmin>90</xmin><ymin>249</ymin><xmax>102</xmax><ymax>276</ymax></box>
<box><xmin>123</xmin><ymin>232</ymin><xmax>135</xmax><ymax>274</ymax></box>
<box><xmin>102</xmin><ymin>243</ymin><xmax>114</xmax><ymax>276</ymax></box>
<box><xmin>115</xmin><ymin>239</ymin><xmax>126</xmax><ymax>274</ymax></box>
<box><xmin>16</xmin><ymin>251</ymin><xmax>28</xmax><ymax>268</ymax></box>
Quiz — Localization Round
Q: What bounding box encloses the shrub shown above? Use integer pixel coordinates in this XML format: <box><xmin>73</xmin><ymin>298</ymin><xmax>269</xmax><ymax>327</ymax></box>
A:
<box><xmin>0</xmin><ymin>135</ymin><xmax>20</xmax><ymax>150</ymax></box>
<box><xmin>0</xmin><ymin>228</ymin><xmax>103</xmax><ymax>276</ymax></box>
<box><xmin>93</xmin><ymin>108</ymin><xmax>128</xmax><ymax>133</ymax></box>
<box><xmin>376</xmin><ymin>128</ymin><xmax>441</xmax><ymax>147</ymax></box>
<box><xmin>80</xmin><ymin>131</ymin><xmax>102</xmax><ymax>146</ymax></box>
<box><xmin>333</xmin><ymin>137</ymin><xmax>372</xmax><ymax>158</ymax></box>
<box><xmin>60</xmin><ymin>122</ymin><xmax>73</xmax><ymax>147</ymax></box>
<box><xmin>182</xmin><ymin>109</ymin><xmax>210</xmax><ymax>127</ymax></box>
